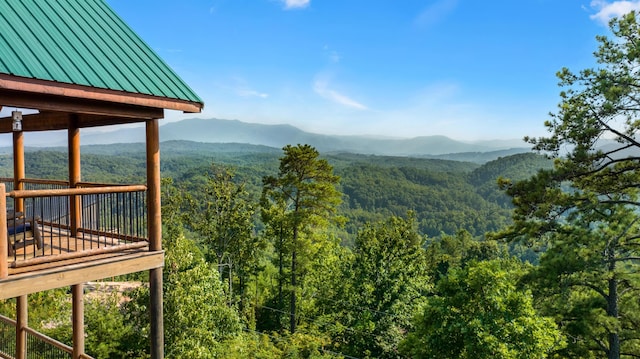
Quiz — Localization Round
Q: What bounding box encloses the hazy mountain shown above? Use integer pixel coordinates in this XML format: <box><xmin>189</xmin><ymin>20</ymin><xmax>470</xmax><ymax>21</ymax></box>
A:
<box><xmin>78</xmin><ymin>118</ymin><xmax>531</xmax><ymax>157</ymax></box>
<box><xmin>2</xmin><ymin>118</ymin><xmax>531</xmax><ymax>161</ymax></box>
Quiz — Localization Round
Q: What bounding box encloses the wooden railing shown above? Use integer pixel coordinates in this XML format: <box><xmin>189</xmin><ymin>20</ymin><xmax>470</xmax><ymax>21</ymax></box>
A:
<box><xmin>0</xmin><ymin>179</ymin><xmax>148</xmax><ymax>278</ymax></box>
<box><xmin>0</xmin><ymin>313</ymin><xmax>91</xmax><ymax>359</ymax></box>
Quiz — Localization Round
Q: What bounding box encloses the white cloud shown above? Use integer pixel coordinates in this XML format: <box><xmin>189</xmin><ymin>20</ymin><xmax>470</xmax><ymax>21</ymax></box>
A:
<box><xmin>282</xmin><ymin>0</ymin><xmax>310</xmax><ymax>10</ymax></box>
<box><xmin>223</xmin><ymin>77</ymin><xmax>269</xmax><ymax>99</ymax></box>
<box><xmin>237</xmin><ymin>89</ymin><xmax>269</xmax><ymax>98</ymax></box>
<box><xmin>313</xmin><ymin>76</ymin><xmax>367</xmax><ymax>110</ymax></box>
<box><xmin>590</xmin><ymin>0</ymin><xmax>640</xmax><ymax>24</ymax></box>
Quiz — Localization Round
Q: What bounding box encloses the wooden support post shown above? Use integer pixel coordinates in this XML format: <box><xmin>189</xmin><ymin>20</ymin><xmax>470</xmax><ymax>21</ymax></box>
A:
<box><xmin>146</xmin><ymin>119</ymin><xmax>164</xmax><ymax>359</ymax></box>
<box><xmin>0</xmin><ymin>184</ymin><xmax>7</xmax><ymax>279</ymax></box>
<box><xmin>72</xmin><ymin>284</ymin><xmax>84</xmax><ymax>359</ymax></box>
<box><xmin>16</xmin><ymin>295</ymin><xmax>27</xmax><ymax>359</ymax></box>
<box><xmin>69</xmin><ymin>117</ymin><xmax>81</xmax><ymax>237</ymax></box>
<box><xmin>12</xmin><ymin>130</ymin><xmax>24</xmax><ymax>213</ymax></box>
<box><xmin>149</xmin><ymin>268</ymin><xmax>164</xmax><ymax>359</ymax></box>
<box><xmin>146</xmin><ymin>119</ymin><xmax>161</xmax><ymax>252</ymax></box>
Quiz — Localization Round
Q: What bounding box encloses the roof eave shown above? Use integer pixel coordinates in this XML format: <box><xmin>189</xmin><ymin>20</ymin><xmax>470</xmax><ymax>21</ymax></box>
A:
<box><xmin>0</xmin><ymin>74</ymin><xmax>204</xmax><ymax>114</ymax></box>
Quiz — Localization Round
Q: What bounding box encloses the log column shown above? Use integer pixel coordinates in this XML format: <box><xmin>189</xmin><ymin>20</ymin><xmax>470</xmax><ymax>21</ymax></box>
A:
<box><xmin>0</xmin><ymin>184</ymin><xmax>7</xmax><ymax>279</ymax></box>
<box><xmin>68</xmin><ymin>116</ymin><xmax>81</xmax><ymax>237</ymax></box>
<box><xmin>12</xmin><ymin>130</ymin><xmax>24</xmax><ymax>213</ymax></box>
<box><xmin>72</xmin><ymin>284</ymin><xmax>84</xmax><ymax>359</ymax></box>
<box><xmin>147</xmin><ymin>119</ymin><xmax>164</xmax><ymax>359</ymax></box>
<box><xmin>68</xmin><ymin>116</ymin><xmax>85</xmax><ymax>358</ymax></box>
<box><xmin>16</xmin><ymin>295</ymin><xmax>27</xmax><ymax>359</ymax></box>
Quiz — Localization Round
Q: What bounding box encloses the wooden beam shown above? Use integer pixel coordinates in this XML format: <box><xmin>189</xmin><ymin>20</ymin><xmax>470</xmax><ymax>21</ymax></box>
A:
<box><xmin>10</xmin><ymin>242</ymin><xmax>149</xmax><ymax>269</ymax></box>
<box><xmin>146</xmin><ymin>120</ymin><xmax>161</xmax><ymax>252</ymax></box>
<box><xmin>0</xmin><ymin>185</ymin><xmax>6</xmax><ymax>279</ymax></box>
<box><xmin>0</xmin><ymin>89</ymin><xmax>164</xmax><ymax>120</ymax></box>
<box><xmin>16</xmin><ymin>295</ymin><xmax>27</xmax><ymax>359</ymax></box>
<box><xmin>0</xmin><ymin>112</ymin><xmax>69</xmax><ymax>132</ymax></box>
<box><xmin>13</xmin><ymin>130</ymin><xmax>24</xmax><ymax>213</ymax></box>
<box><xmin>75</xmin><ymin>115</ymin><xmax>147</xmax><ymax>129</ymax></box>
<box><xmin>0</xmin><ymin>112</ymin><xmax>152</xmax><ymax>133</ymax></box>
<box><xmin>69</xmin><ymin>117</ymin><xmax>81</xmax><ymax>237</ymax></box>
<box><xmin>150</xmin><ymin>268</ymin><xmax>164</xmax><ymax>359</ymax></box>
<box><xmin>10</xmin><ymin>185</ymin><xmax>147</xmax><ymax>198</ymax></box>
<box><xmin>147</xmin><ymin>119</ymin><xmax>164</xmax><ymax>359</ymax></box>
<box><xmin>0</xmin><ymin>251</ymin><xmax>164</xmax><ymax>299</ymax></box>
<box><xmin>72</xmin><ymin>284</ymin><xmax>85</xmax><ymax>359</ymax></box>
<box><xmin>0</xmin><ymin>74</ymin><xmax>203</xmax><ymax>113</ymax></box>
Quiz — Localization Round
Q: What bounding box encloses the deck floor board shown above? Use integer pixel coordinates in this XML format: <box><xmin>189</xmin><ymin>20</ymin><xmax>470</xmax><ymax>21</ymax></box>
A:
<box><xmin>6</xmin><ymin>225</ymin><xmax>148</xmax><ymax>276</ymax></box>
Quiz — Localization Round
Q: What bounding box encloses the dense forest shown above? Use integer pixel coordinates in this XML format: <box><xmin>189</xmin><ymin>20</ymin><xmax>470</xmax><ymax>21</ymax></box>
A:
<box><xmin>0</xmin><ymin>141</ymin><xmax>554</xmax><ymax>358</ymax></box>
<box><xmin>6</xmin><ymin>12</ymin><xmax>640</xmax><ymax>359</ymax></box>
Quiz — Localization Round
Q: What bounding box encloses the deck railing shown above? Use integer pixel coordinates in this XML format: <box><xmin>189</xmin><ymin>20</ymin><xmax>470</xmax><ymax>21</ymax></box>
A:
<box><xmin>0</xmin><ymin>179</ymin><xmax>148</xmax><ymax>275</ymax></box>
<box><xmin>0</xmin><ymin>313</ymin><xmax>81</xmax><ymax>359</ymax></box>
<box><xmin>0</xmin><ymin>314</ymin><xmax>15</xmax><ymax>359</ymax></box>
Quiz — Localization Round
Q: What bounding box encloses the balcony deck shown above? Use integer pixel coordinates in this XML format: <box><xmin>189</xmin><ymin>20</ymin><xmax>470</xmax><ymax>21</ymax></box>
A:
<box><xmin>0</xmin><ymin>179</ymin><xmax>163</xmax><ymax>299</ymax></box>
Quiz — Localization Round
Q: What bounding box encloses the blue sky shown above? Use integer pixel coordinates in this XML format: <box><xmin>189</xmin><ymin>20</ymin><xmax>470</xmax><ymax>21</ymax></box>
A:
<box><xmin>106</xmin><ymin>0</ymin><xmax>639</xmax><ymax>141</ymax></box>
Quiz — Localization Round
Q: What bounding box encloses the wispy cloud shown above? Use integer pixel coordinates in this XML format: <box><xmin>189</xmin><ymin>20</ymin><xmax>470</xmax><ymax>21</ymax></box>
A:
<box><xmin>237</xmin><ymin>88</ymin><xmax>269</xmax><ymax>98</ymax></box>
<box><xmin>590</xmin><ymin>0</ymin><xmax>640</xmax><ymax>24</ymax></box>
<box><xmin>414</xmin><ymin>0</ymin><xmax>458</xmax><ymax>28</ymax></box>
<box><xmin>224</xmin><ymin>77</ymin><xmax>269</xmax><ymax>99</ymax></box>
<box><xmin>282</xmin><ymin>0</ymin><xmax>310</xmax><ymax>10</ymax></box>
<box><xmin>323</xmin><ymin>45</ymin><xmax>341</xmax><ymax>64</ymax></box>
<box><xmin>313</xmin><ymin>75</ymin><xmax>367</xmax><ymax>110</ymax></box>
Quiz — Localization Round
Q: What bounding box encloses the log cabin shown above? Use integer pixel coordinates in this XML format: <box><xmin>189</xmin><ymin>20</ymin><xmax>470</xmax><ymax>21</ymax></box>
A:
<box><xmin>0</xmin><ymin>1</ymin><xmax>204</xmax><ymax>358</ymax></box>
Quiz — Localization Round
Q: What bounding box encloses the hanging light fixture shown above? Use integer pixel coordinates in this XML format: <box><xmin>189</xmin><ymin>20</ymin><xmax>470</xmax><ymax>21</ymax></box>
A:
<box><xmin>11</xmin><ymin>110</ymin><xmax>22</xmax><ymax>131</ymax></box>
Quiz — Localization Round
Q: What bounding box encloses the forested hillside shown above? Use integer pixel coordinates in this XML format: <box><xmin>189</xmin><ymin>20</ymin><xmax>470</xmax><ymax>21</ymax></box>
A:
<box><xmin>1</xmin><ymin>141</ymin><xmax>549</xmax><ymax>239</ymax></box>
<box><xmin>0</xmin><ymin>142</ymin><xmax>555</xmax><ymax>358</ymax></box>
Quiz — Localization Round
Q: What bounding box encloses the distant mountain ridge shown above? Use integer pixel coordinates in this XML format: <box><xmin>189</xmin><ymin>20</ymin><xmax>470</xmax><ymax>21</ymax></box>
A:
<box><xmin>83</xmin><ymin>119</ymin><xmax>529</xmax><ymax>156</ymax></box>
<box><xmin>153</xmin><ymin>118</ymin><xmax>531</xmax><ymax>156</ymax></box>
<box><xmin>10</xmin><ymin>118</ymin><xmax>532</xmax><ymax>162</ymax></box>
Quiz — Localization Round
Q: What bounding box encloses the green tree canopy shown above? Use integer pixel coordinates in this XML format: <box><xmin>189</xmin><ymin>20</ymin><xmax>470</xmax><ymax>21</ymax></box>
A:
<box><xmin>328</xmin><ymin>213</ymin><xmax>430</xmax><ymax>359</ymax></box>
<box><xmin>261</xmin><ymin>144</ymin><xmax>342</xmax><ymax>333</ymax></box>
<box><xmin>493</xmin><ymin>12</ymin><xmax>640</xmax><ymax>359</ymax></box>
<box><xmin>402</xmin><ymin>259</ymin><xmax>564</xmax><ymax>359</ymax></box>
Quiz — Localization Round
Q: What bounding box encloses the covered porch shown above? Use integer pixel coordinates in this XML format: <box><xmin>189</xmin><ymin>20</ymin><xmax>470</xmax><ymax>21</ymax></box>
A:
<box><xmin>0</xmin><ymin>0</ymin><xmax>204</xmax><ymax>357</ymax></box>
<box><xmin>0</xmin><ymin>177</ymin><xmax>162</xmax><ymax>296</ymax></box>
<box><xmin>0</xmin><ymin>113</ymin><xmax>165</xmax><ymax>359</ymax></box>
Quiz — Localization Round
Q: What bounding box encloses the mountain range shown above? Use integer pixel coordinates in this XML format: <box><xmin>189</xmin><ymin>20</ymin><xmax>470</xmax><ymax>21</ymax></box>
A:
<box><xmin>5</xmin><ymin>118</ymin><xmax>533</xmax><ymax>162</ymax></box>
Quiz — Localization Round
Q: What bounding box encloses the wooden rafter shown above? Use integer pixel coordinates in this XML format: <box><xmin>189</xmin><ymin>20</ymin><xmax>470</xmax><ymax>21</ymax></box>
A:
<box><xmin>0</xmin><ymin>110</ymin><xmax>158</xmax><ymax>133</ymax></box>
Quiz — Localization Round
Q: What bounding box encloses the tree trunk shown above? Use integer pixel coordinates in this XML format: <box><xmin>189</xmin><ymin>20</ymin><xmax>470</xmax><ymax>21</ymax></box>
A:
<box><xmin>290</xmin><ymin>247</ymin><xmax>297</xmax><ymax>333</ymax></box>
<box><xmin>290</xmin><ymin>226</ymin><xmax>298</xmax><ymax>333</ymax></box>
<box><xmin>607</xmin><ymin>250</ymin><xmax>620</xmax><ymax>359</ymax></box>
<box><xmin>278</xmin><ymin>225</ymin><xmax>283</xmax><ymax>331</ymax></box>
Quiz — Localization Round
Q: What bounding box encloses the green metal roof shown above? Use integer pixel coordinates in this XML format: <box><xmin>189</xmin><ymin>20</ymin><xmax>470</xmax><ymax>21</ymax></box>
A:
<box><xmin>0</xmin><ymin>0</ymin><xmax>203</xmax><ymax>108</ymax></box>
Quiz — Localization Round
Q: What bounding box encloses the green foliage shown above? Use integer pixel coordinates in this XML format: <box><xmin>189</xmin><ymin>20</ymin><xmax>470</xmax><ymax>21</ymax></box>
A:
<box><xmin>517</xmin><ymin>204</ymin><xmax>640</xmax><ymax>358</ymax></box>
<box><xmin>402</xmin><ymin>259</ymin><xmax>564</xmax><ymax>359</ymax></box>
<box><xmin>339</xmin><ymin>163</ymin><xmax>512</xmax><ymax>237</ymax></box>
<box><xmin>183</xmin><ymin>164</ymin><xmax>266</xmax><ymax>312</ymax></box>
<box><xmin>425</xmin><ymin>229</ymin><xmax>506</xmax><ymax>283</ymax></box>
<box><xmin>163</xmin><ymin>204</ymin><xmax>243</xmax><ymax>357</ymax></box>
<box><xmin>494</xmin><ymin>12</ymin><xmax>640</xmax><ymax>359</ymax></box>
<box><xmin>0</xmin><ymin>140</ymin><xmax>556</xmax><ymax>357</ymax></box>
<box><xmin>261</xmin><ymin>144</ymin><xmax>342</xmax><ymax>333</ymax></box>
<box><xmin>164</xmin><ymin>260</ymin><xmax>242</xmax><ymax>358</ymax></box>
<box><xmin>84</xmin><ymin>293</ymin><xmax>136</xmax><ymax>359</ymax></box>
<box><xmin>326</xmin><ymin>213</ymin><xmax>430</xmax><ymax>358</ymax></box>
<box><xmin>469</xmin><ymin>153</ymin><xmax>552</xmax><ymax>207</ymax></box>
<box><xmin>124</xmin><ymin>231</ymin><xmax>243</xmax><ymax>358</ymax></box>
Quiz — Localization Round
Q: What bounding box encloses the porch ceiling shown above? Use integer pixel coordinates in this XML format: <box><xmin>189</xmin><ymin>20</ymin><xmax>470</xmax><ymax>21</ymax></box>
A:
<box><xmin>0</xmin><ymin>92</ymin><xmax>164</xmax><ymax>133</ymax></box>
